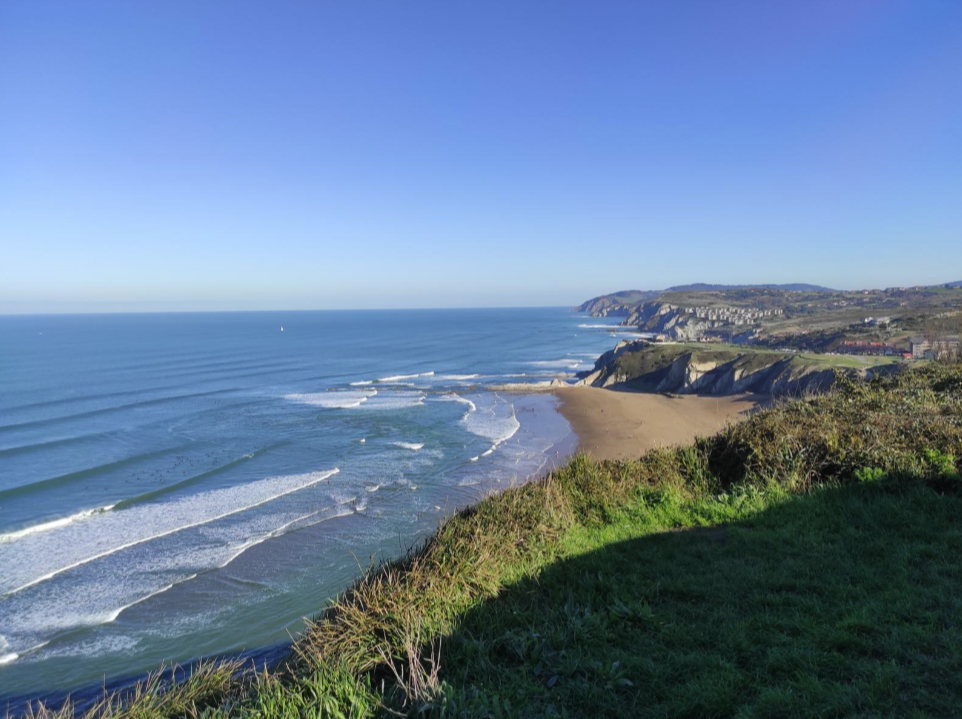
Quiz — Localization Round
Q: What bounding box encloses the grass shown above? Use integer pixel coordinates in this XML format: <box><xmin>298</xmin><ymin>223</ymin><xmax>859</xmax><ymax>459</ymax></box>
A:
<box><xmin>16</xmin><ymin>364</ymin><xmax>962</xmax><ymax>719</ymax></box>
<box><xmin>438</xmin><ymin>483</ymin><xmax>962</xmax><ymax>718</ymax></box>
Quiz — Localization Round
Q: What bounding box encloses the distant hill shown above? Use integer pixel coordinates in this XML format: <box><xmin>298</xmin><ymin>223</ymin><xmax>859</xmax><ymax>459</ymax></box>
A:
<box><xmin>665</xmin><ymin>283</ymin><xmax>836</xmax><ymax>293</ymax></box>
<box><xmin>577</xmin><ymin>283</ymin><xmax>836</xmax><ymax>313</ymax></box>
<box><xmin>946</xmin><ymin>281</ymin><xmax>962</xmax><ymax>288</ymax></box>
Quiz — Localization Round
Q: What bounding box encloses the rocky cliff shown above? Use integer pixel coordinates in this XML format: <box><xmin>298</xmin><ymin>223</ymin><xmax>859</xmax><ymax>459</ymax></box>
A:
<box><xmin>581</xmin><ymin>299</ymin><xmax>764</xmax><ymax>342</ymax></box>
<box><xmin>579</xmin><ymin>341</ymin><xmax>861</xmax><ymax>397</ymax></box>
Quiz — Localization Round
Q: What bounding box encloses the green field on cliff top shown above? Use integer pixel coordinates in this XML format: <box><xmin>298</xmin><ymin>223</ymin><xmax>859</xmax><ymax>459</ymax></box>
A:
<box><xmin>28</xmin><ymin>364</ymin><xmax>962</xmax><ymax>719</ymax></box>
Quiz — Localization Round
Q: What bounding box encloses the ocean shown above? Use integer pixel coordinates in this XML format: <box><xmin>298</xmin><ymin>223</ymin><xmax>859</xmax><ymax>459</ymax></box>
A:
<box><xmin>0</xmin><ymin>308</ymin><xmax>636</xmax><ymax>701</ymax></box>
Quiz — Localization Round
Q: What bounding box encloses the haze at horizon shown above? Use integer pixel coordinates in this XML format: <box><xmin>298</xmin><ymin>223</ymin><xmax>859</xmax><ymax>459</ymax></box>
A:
<box><xmin>2</xmin><ymin>1</ymin><xmax>961</xmax><ymax>314</ymax></box>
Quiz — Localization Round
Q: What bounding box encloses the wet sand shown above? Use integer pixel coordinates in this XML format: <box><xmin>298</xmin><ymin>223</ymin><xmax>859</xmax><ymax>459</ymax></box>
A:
<box><xmin>554</xmin><ymin>386</ymin><xmax>763</xmax><ymax>461</ymax></box>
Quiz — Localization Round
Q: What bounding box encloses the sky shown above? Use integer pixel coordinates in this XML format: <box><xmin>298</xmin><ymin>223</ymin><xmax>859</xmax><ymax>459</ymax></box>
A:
<box><xmin>1</xmin><ymin>1</ymin><xmax>961</xmax><ymax>313</ymax></box>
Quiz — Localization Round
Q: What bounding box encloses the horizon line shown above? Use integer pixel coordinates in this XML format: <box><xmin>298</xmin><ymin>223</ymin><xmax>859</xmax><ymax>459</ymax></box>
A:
<box><xmin>0</xmin><ymin>304</ymin><xmax>580</xmax><ymax>318</ymax></box>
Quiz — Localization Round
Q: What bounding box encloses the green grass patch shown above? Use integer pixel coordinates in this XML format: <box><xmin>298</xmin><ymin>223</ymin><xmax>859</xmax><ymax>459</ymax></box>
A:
<box><xmin>438</xmin><ymin>482</ymin><xmax>962</xmax><ymax>718</ymax></box>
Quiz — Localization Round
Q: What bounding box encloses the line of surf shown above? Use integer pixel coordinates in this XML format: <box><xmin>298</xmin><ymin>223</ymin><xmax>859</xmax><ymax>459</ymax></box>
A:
<box><xmin>434</xmin><ymin>393</ymin><xmax>478</xmax><ymax>420</ymax></box>
<box><xmin>377</xmin><ymin>371</ymin><xmax>435</xmax><ymax>383</ymax></box>
<box><xmin>102</xmin><ymin>502</ymin><xmax>354</xmax><ymax>626</ymax></box>
<box><xmin>111</xmin><ymin>441</ymin><xmax>290</xmax><ymax>511</ymax></box>
<box><xmin>284</xmin><ymin>390</ymin><xmax>376</xmax><ymax>409</ymax></box>
<box><xmin>2</xmin><ymin>468</ymin><xmax>339</xmax><ymax>598</ymax></box>
<box><xmin>0</xmin><ymin>505</ymin><xmax>116</xmax><ymax>544</ymax></box>
<box><xmin>460</xmin><ymin>393</ymin><xmax>521</xmax><ymax>460</ymax></box>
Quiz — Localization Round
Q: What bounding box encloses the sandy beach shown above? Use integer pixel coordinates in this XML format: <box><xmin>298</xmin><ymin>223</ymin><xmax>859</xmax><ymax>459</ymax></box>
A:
<box><xmin>554</xmin><ymin>386</ymin><xmax>763</xmax><ymax>461</ymax></box>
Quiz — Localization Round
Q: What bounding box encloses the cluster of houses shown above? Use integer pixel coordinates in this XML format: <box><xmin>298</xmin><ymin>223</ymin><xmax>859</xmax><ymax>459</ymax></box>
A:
<box><xmin>909</xmin><ymin>336</ymin><xmax>961</xmax><ymax>360</ymax></box>
<box><xmin>682</xmin><ymin>306</ymin><xmax>783</xmax><ymax>326</ymax></box>
<box><xmin>838</xmin><ymin>340</ymin><xmax>901</xmax><ymax>357</ymax></box>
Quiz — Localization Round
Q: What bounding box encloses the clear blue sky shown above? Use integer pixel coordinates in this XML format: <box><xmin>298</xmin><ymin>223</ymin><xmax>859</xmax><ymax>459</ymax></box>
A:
<box><xmin>2</xmin><ymin>1</ymin><xmax>961</xmax><ymax>313</ymax></box>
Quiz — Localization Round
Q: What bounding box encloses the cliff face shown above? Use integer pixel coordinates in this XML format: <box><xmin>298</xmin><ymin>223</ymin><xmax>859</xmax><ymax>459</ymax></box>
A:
<box><xmin>580</xmin><ymin>341</ymin><xmax>855</xmax><ymax>397</ymax></box>
<box><xmin>621</xmin><ymin>302</ymin><xmax>720</xmax><ymax>340</ymax></box>
<box><xmin>582</xmin><ymin>300</ymin><xmax>763</xmax><ymax>343</ymax></box>
<box><xmin>576</xmin><ymin>291</ymin><xmax>659</xmax><ymax>316</ymax></box>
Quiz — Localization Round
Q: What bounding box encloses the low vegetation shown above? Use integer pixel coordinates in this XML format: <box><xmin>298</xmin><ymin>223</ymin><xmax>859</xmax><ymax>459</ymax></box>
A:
<box><xmin>19</xmin><ymin>364</ymin><xmax>962</xmax><ymax>718</ymax></box>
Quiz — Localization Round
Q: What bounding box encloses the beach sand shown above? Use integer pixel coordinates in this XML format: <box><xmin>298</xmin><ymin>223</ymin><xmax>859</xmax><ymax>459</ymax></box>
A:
<box><xmin>554</xmin><ymin>386</ymin><xmax>763</xmax><ymax>461</ymax></box>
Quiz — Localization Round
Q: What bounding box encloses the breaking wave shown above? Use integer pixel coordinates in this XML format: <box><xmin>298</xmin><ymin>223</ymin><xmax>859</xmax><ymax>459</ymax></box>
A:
<box><xmin>0</xmin><ymin>505</ymin><xmax>116</xmax><ymax>544</ymax></box>
<box><xmin>1</xmin><ymin>468</ymin><xmax>340</xmax><ymax>597</ymax></box>
<box><xmin>284</xmin><ymin>390</ymin><xmax>376</xmax><ymax>409</ymax></box>
<box><xmin>377</xmin><ymin>371</ymin><xmax>435</xmax><ymax>383</ymax></box>
<box><xmin>358</xmin><ymin>391</ymin><xmax>426</xmax><ymax>410</ymax></box>
<box><xmin>460</xmin><ymin>395</ymin><xmax>520</xmax><ymax>458</ymax></box>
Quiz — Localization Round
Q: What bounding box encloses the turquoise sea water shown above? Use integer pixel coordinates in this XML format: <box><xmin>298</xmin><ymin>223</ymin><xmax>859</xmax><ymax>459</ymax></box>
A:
<box><xmin>0</xmin><ymin>308</ymin><xmax>637</xmax><ymax>700</ymax></box>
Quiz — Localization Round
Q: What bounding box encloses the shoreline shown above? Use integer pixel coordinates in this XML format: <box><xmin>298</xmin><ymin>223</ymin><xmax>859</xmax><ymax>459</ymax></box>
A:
<box><xmin>553</xmin><ymin>385</ymin><xmax>763</xmax><ymax>461</ymax></box>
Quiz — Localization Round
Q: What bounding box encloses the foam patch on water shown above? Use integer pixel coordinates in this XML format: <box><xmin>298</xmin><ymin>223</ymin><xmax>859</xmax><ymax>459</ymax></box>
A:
<box><xmin>0</xmin><ymin>468</ymin><xmax>340</xmax><ymax>596</ymax></box>
<box><xmin>0</xmin><ymin>504</ymin><xmax>116</xmax><ymax>543</ymax></box>
<box><xmin>461</xmin><ymin>394</ymin><xmax>520</xmax><ymax>457</ymax></box>
<box><xmin>0</xmin><ymin>635</ymin><xmax>15</xmax><ymax>665</ymax></box>
<box><xmin>441</xmin><ymin>374</ymin><xmax>479</xmax><ymax>380</ymax></box>
<box><xmin>434</xmin><ymin>393</ymin><xmax>478</xmax><ymax>420</ymax></box>
<box><xmin>0</xmin><ymin>469</ymin><xmax>344</xmax><ymax>658</ymax></box>
<box><xmin>357</xmin><ymin>391</ymin><xmax>426</xmax><ymax>410</ymax></box>
<box><xmin>392</xmin><ymin>442</ymin><xmax>424</xmax><ymax>451</ymax></box>
<box><xmin>284</xmin><ymin>390</ymin><xmax>376</xmax><ymax>409</ymax></box>
<box><xmin>377</xmin><ymin>371</ymin><xmax>434</xmax><ymax>383</ymax></box>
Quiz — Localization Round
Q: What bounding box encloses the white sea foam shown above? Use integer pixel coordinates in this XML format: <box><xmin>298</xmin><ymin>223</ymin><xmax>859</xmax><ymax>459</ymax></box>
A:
<box><xmin>0</xmin><ymin>635</ymin><xmax>15</xmax><ymax>665</ymax></box>
<box><xmin>377</xmin><ymin>371</ymin><xmax>435</xmax><ymax>383</ymax></box>
<box><xmin>578</xmin><ymin>324</ymin><xmax>623</xmax><ymax>329</ymax></box>
<box><xmin>358</xmin><ymin>438</ymin><xmax>366</xmax><ymax>443</ymax></box>
<box><xmin>442</xmin><ymin>374</ymin><xmax>479</xmax><ymax>380</ymax></box>
<box><xmin>0</xmin><ymin>468</ymin><xmax>340</xmax><ymax>597</ymax></box>
<box><xmin>0</xmin><ymin>504</ymin><xmax>116</xmax><ymax>543</ymax></box>
<box><xmin>284</xmin><ymin>390</ymin><xmax>376</xmax><ymax>409</ymax></box>
<box><xmin>460</xmin><ymin>394</ymin><xmax>520</xmax><ymax>458</ymax></box>
<box><xmin>393</xmin><ymin>442</ymin><xmax>424</xmax><ymax>451</ymax></box>
<box><xmin>0</xmin><ymin>474</ymin><xmax>346</xmax><ymax>657</ymax></box>
<box><xmin>349</xmin><ymin>380</ymin><xmax>374</xmax><ymax>386</ymax></box>
<box><xmin>450</xmin><ymin>395</ymin><xmax>477</xmax><ymax>412</ymax></box>
<box><xmin>358</xmin><ymin>391</ymin><xmax>426</xmax><ymax>410</ymax></box>
<box><xmin>101</xmin><ymin>504</ymin><xmax>357</xmax><ymax>628</ymax></box>
<box><xmin>435</xmin><ymin>393</ymin><xmax>477</xmax><ymax>420</ymax></box>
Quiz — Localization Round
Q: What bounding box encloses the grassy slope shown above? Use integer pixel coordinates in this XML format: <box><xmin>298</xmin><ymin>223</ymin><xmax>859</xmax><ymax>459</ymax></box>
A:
<box><xmin>29</xmin><ymin>366</ymin><xmax>962</xmax><ymax>719</ymax></box>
